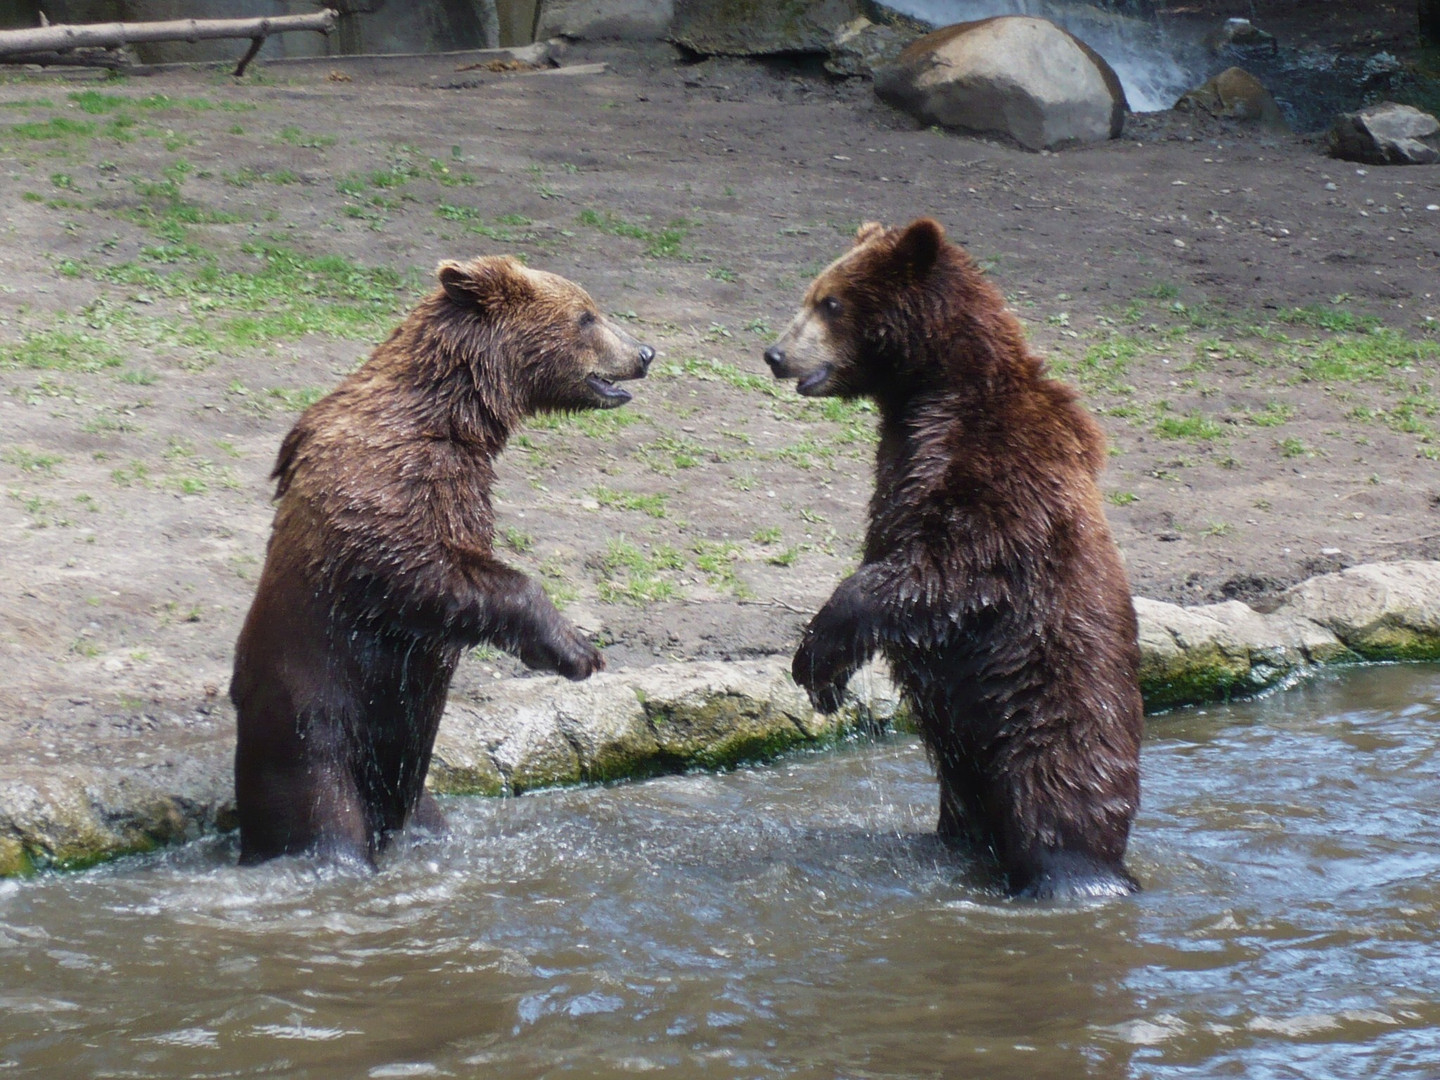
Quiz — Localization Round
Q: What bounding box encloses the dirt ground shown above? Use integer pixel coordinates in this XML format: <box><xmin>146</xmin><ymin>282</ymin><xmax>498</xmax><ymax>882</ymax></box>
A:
<box><xmin>1</xmin><ymin>18</ymin><xmax>1438</xmax><ymax>767</ymax></box>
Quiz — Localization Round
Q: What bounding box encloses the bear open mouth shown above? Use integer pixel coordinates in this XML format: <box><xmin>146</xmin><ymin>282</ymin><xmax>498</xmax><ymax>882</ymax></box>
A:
<box><xmin>795</xmin><ymin>363</ymin><xmax>834</xmax><ymax>396</ymax></box>
<box><xmin>585</xmin><ymin>373</ymin><xmax>634</xmax><ymax>406</ymax></box>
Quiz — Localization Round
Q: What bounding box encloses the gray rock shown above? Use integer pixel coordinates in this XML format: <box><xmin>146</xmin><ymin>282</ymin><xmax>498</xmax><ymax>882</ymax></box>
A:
<box><xmin>1204</xmin><ymin>17</ymin><xmax>1278</xmax><ymax>56</ymax></box>
<box><xmin>536</xmin><ymin>0</ymin><xmax>675</xmax><ymax>41</ymax></box>
<box><xmin>6</xmin><ymin>563</ymin><xmax>1440</xmax><ymax>877</ymax></box>
<box><xmin>1175</xmin><ymin>66</ymin><xmax>1287</xmax><ymax>130</ymax></box>
<box><xmin>1276</xmin><ymin>561</ymin><xmax>1440</xmax><ymax>659</ymax></box>
<box><xmin>670</xmin><ymin>0</ymin><xmax>863</xmax><ymax>57</ymax></box>
<box><xmin>825</xmin><ymin>16</ymin><xmax>917</xmax><ymax>78</ymax></box>
<box><xmin>874</xmin><ymin>16</ymin><xmax>1127</xmax><ymax>152</ymax></box>
<box><xmin>1328</xmin><ymin>102</ymin><xmax>1440</xmax><ymax>166</ymax></box>
<box><xmin>1134</xmin><ymin>597</ymin><xmax>1348</xmax><ymax>712</ymax></box>
<box><xmin>0</xmin><ymin>754</ymin><xmax>232</xmax><ymax>876</ymax></box>
<box><xmin>431</xmin><ymin>658</ymin><xmax>887</xmax><ymax>798</ymax></box>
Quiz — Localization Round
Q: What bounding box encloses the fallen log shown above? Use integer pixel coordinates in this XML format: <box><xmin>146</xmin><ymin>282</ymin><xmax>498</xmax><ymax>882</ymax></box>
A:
<box><xmin>0</xmin><ymin>10</ymin><xmax>338</xmax><ymax>76</ymax></box>
<box><xmin>0</xmin><ymin>49</ymin><xmax>129</xmax><ymax>70</ymax></box>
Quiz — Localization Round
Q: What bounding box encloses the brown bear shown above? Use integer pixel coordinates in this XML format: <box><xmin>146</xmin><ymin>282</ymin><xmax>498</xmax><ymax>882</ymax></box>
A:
<box><xmin>764</xmin><ymin>219</ymin><xmax>1143</xmax><ymax>899</ymax></box>
<box><xmin>231</xmin><ymin>255</ymin><xmax>652</xmax><ymax>867</ymax></box>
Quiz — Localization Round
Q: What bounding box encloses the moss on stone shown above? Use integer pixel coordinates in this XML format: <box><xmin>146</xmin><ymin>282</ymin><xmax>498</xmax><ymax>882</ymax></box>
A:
<box><xmin>427</xmin><ymin>754</ymin><xmax>508</xmax><ymax>797</ymax></box>
<box><xmin>581</xmin><ymin>737</ymin><xmax>665</xmax><ymax>785</ymax></box>
<box><xmin>505</xmin><ymin>742</ymin><xmax>583</xmax><ymax>796</ymax></box>
<box><xmin>0</xmin><ymin>834</ymin><xmax>35</xmax><ymax>878</ymax></box>
<box><xmin>1343</xmin><ymin>626</ymin><xmax>1440</xmax><ymax>662</ymax></box>
<box><xmin>1139</xmin><ymin>644</ymin><xmax>1256</xmax><ymax>713</ymax></box>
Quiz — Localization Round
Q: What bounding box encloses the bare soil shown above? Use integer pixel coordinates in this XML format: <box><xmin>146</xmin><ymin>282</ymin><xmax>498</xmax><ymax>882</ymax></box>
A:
<box><xmin>1</xmin><ymin>29</ymin><xmax>1438</xmax><ymax>770</ymax></box>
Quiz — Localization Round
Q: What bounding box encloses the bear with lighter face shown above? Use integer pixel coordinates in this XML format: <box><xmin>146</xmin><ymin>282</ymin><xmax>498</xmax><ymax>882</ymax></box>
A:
<box><xmin>766</xmin><ymin>219</ymin><xmax>1144</xmax><ymax>899</ymax></box>
<box><xmin>231</xmin><ymin>256</ymin><xmax>652</xmax><ymax>867</ymax></box>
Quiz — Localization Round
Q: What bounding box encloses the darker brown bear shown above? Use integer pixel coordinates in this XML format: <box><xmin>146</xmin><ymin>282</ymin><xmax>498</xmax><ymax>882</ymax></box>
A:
<box><xmin>231</xmin><ymin>256</ymin><xmax>652</xmax><ymax>867</ymax></box>
<box><xmin>765</xmin><ymin>219</ymin><xmax>1143</xmax><ymax>899</ymax></box>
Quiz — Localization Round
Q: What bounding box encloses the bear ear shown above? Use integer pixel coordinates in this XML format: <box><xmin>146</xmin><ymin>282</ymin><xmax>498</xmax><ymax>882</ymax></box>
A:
<box><xmin>437</xmin><ymin>258</ymin><xmax>518</xmax><ymax>309</ymax></box>
<box><xmin>853</xmin><ymin>221</ymin><xmax>886</xmax><ymax>247</ymax></box>
<box><xmin>890</xmin><ymin>218</ymin><xmax>944</xmax><ymax>276</ymax></box>
<box><xmin>437</xmin><ymin>260</ymin><xmax>482</xmax><ymax>307</ymax></box>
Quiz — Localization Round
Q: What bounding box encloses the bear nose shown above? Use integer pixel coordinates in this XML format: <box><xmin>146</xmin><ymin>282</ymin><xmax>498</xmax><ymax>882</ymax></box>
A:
<box><xmin>764</xmin><ymin>345</ymin><xmax>785</xmax><ymax>371</ymax></box>
<box><xmin>638</xmin><ymin>344</ymin><xmax>655</xmax><ymax>373</ymax></box>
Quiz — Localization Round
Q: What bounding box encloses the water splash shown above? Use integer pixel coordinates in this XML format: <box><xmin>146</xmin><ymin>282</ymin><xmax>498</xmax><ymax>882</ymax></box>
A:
<box><xmin>878</xmin><ymin>0</ymin><xmax>1204</xmax><ymax>112</ymax></box>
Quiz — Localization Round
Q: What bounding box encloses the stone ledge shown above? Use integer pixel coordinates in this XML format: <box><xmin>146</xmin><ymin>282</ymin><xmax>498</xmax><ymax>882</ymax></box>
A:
<box><xmin>3</xmin><ymin>561</ymin><xmax>1437</xmax><ymax>877</ymax></box>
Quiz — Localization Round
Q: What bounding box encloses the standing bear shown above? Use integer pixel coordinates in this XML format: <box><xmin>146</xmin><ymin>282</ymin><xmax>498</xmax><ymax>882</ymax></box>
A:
<box><xmin>231</xmin><ymin>255</ymin><xmax>652</xmax><ymax>867</ymax></box>
<box><xmin>765</xmin><ymin>219</ymin><xmax>1143</xmax><ymax>899</ymax></box>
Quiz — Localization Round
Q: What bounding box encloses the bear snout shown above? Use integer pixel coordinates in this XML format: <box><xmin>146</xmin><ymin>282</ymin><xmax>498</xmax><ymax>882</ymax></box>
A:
<box><xmin>638</xmin><ymin>344</ymin><xmax>655</xmax><ymax>375</ymax></box>
<box><xmin>764</xmin><ymin>344</ymin><xmax>788</xmax><ymax>375</ymax></box>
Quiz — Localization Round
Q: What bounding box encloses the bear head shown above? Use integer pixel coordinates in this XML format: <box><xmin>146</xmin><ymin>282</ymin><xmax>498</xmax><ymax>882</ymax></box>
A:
<box><xmin>765</xmin><ymin>218</ymin><xmax>1008</xmax><ymax>401</ymax></box>
<box><xmin>437</xmin><ymin>255</ymin><xmax>653</xmax><ymax>411</ymax></box>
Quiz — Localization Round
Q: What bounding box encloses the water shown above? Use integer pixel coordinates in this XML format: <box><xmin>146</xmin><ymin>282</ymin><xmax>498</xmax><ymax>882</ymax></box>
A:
<box><xmin>3</xmin><ymin>664</ymin><xmax>1439</xmax><ymax>1078</ymax></box>
<box><xmin>878</xmin><ymin>0</ymin><xmax>1204</xmax><ymax>112</ymax></box>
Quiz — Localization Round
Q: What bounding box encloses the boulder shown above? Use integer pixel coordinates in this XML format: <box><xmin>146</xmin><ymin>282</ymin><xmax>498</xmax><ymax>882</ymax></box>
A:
<box><xmin>670</xmin><ymin>0</ymin><xmax>863</xmax><ymax>56</ymax></box>
<box><xmin>826</xmin><ymin>15</ymin><xmax>917</xmax><ymax>78</ymax></box>
<box><xmin>874</xmin><ymin>17</ymin><xmax>1128</xmax><ymax>152</ymax></box>
<box><xmin>1204</xmin><ymin>17</ymin><xmax>1278</xmax><ymax>56</ymax></box>
<box><xmin>1175</xmin><ymin>66</ymin><xmax>1288</xmax><ymax>130</ymax></box>
<box><xmin>1327</xmin><ymin>102</ymin><xmax>1440</xmax><ymax>166</ymax></box>
<box><xmin>536</xmin><ymin>0</ymin><xmax>675</xmax><ymax>41</ymax></box>
<box><xmin>1276</xmin><ymin>561</ymin><xmax>1440</xmax><ymax>660</ymax></box>
<box><xmin>1134</xmin><ymin>597</ymin><xmax>1349</xmax><ymax>712</ymax></box>
<box><xmin>430</xmin><ymin>658</ymin><xmax>889</xmax><ymax>797</ymax></box>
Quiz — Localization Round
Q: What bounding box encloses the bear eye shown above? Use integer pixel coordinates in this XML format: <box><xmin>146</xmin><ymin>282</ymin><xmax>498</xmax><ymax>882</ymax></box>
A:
<box><xmin>820</xmin><ymin>296</ymin><xmax>842</xmax><ymax>317</ymax></box>
<box><xmin>578</xmin><ymin>310</ymin><xmax>597</xmax><ymax>329</ymax></box>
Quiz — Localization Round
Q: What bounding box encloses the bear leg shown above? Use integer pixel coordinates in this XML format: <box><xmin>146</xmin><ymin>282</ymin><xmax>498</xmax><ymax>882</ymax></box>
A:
<box><xmin>1012</xmin><ymin>850</ymin><xmax>1140</xmax><ymax>901</ymax></box>
<box><xmin>237</xmin><ymin>759</ymin><xmax>374</xmax><ymax>868</ymax></box>
<box><xmin>408</xmin><ymin>789</ymin><xmax>448</xmax><ymax>835</ymax></box>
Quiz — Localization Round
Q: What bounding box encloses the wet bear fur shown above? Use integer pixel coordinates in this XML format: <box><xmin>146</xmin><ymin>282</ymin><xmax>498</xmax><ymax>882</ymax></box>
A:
<box><xmin>231</xmin><ymin>256</ymin><xmax>652</xmax><ymax>867</ymax></box>
<box><xmin>765</xmin><ymin>218</ymin><xmax>1143</xmax><ymax>899</ymax></box>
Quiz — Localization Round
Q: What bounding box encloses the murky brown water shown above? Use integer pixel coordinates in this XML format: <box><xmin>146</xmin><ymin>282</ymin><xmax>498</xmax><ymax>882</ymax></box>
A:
<box><xmin>3</xmin><ymin>664</ymin><xmax>1439</xmax><ymax>1079</ymax></box>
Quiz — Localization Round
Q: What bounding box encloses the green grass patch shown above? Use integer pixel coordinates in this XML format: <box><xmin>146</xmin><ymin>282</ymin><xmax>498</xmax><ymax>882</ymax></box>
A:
<box><xmin>436</xmin><ymin>204</ymin><xmax>537</xmax><ymax>242</ymax></box>
<box><xmin>636</xmin><ymin>434</ymin><xmax>706</xmax><ymax>472</ymax></box>
<box><xmin>592</xmin><ymin>486</ymin><xmax>669</xmax><ymax>518</ymax></box>
<box><xmin>500</xmin><ymin>526</ymin><xmax>534</xmax><ymax>554</ymax></box>
<box><xmin>1293</xmin><ymin>329</ymin><xmax>1440</xmax><ymax>383</ymax></box>
<box><xmin>667</xmin><ymin>355</ymin><xmax>782</xmax><ymax>397</ymax></box>
<box><xmin>1247</xmin><ymin>402</ymin><xmax>1294</xmax><ymax>428</ymax></box>
<box><xmin>4</xmin><ymin>116</ymin><xmax>96</xmax><ymax>140</ymax></box>
<box><xmin>0</xmin><ymin>329</ymin><xmax>124</xmax><ymax>373</ymax></box>
<box><xmin>526</xmin><ymin>407</ymin><xmax>641</xmax><ymax>439</ymax></box>
<box><xmin>1277</xmin><ymin>304</ymin><xmax>1381</xmax><ymax>334</ymax></box>
<box><xmin>596</xmin><ymin>537</ymin><xmax>683</xmax><ymax>604</ymax></box>
<box><xmin>1152</xmin><ymin>410</ymin><xmax>1225</xmax><ymax>442</ymax></box>
<box><xmin>692</xmin><ymin>539</ymin><xmax>751</xmax><ymax>598</ymax></box>
<box><xmin>66</xmin><ymin>90</ymin><xmax>252</xmax><ymax>114</ymax></box>
<box><xmin>267</xmin><ymin>386</ymin><xmax>326</xmax><ymax>411</ymax></box>
<box><xmin>3</xmin><ymin>448</ymin><xmax>63</xmax><ymax>472</ymax></box>
<box><xmin>77</xmin><ymin>242</ymin><xmax>410</xmax><ymax>345</ymax></box>
<box><xmin>577</xmin><ymin>208</ymin><xmax>692</xmax><ymax>259</ymax></box>
<box><xmin>1076</xmin><ymin>334</ymin><xmax>1141</xmax><ymax>393</ymax></box>
<box><xmin>277</xmin><ymin>125</ymin><xmax>336</xmax><ymax>148</ymax></box>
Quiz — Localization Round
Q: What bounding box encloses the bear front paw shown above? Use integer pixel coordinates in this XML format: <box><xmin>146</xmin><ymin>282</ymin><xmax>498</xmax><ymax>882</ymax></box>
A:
<box><xmin>806</xmin><ymin>681</ymin><xmax>847</xmax><ymax>715</ymax></box>
<box><xmin>794</xmin><ymin>639</ymin><xmax>846</xmax><ymax>714</ymax></box>
<box><xmin>555</xmin><ymin>637</ymin><xmax>604</xmax><ymax>681</ymax></box>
